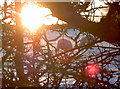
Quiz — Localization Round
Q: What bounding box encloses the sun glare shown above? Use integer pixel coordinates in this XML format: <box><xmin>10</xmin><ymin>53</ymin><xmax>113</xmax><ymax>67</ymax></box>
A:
<box><xmin>21</xmin><ymin>3</ymin><xmax>58</xmax><ymax>31</ymax></box>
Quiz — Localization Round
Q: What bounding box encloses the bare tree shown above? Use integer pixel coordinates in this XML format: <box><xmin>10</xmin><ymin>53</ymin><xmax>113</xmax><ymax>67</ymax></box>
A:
<box><xmin>1</xmin><ymin>0</ymin><xmax>120</xmax><ymax>88</ymax></box>
<box><xmin>40</xmin><ymin>1</ymin><xmax>120</xmax><ymax>46</ymax></box>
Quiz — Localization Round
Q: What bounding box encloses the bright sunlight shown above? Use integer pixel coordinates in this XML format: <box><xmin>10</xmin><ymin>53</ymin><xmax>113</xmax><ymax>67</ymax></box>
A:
<box><xmin>21</xmin><ymin>3</ymin><xmax>59</xmax><ymax>31</ymax></box>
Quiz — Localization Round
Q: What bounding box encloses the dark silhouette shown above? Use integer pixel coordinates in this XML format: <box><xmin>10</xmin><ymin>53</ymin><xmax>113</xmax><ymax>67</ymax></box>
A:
<box><xmin>1</xmin><ymin>1</ymin><xmax>120</xmax><ymax>88</ymax></box>
<box><xmin>40</xmin><ymin>2</ymin><xmax>120</xmax><ymax>46</ymax></box>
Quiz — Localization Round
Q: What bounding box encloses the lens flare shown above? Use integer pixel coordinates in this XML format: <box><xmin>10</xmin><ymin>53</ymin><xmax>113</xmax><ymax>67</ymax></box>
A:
<box><xmin>86</xmin><ymin>63</ymin><xmax>99</xmax><ymax>77</ymax></box>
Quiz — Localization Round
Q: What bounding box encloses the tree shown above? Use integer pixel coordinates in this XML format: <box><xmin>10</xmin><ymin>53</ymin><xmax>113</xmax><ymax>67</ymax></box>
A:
<box><xmin>40</xmin><ymin>1</ymin><xmax>120</xmax><ymax>46</ymax></box>
<box><xmin>1</xmin><ymin>0</ymin><xmax>120</xmax><ymax>88</ymax></box>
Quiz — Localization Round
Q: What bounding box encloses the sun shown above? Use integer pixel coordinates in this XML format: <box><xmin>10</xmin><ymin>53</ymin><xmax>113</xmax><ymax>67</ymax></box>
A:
<box><xmin>20</xmin><ymin>3</ymin><xmax>58</xmax><ymax>31</ymax></box>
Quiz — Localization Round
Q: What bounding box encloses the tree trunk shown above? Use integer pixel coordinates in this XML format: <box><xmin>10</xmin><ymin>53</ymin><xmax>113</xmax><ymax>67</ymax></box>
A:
<box><xmin>14</xmin><ymin>1</ymin><xmax>27</xmax><ymax>86</ymax></box>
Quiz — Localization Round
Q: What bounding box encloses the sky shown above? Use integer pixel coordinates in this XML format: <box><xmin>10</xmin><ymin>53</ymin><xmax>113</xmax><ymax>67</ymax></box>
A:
<box><xmin>0</xmin><ymin>0</ymin><xmax>119</xmax><ymax>86</ymax></box>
